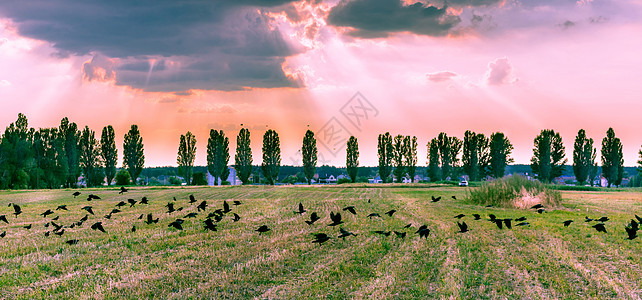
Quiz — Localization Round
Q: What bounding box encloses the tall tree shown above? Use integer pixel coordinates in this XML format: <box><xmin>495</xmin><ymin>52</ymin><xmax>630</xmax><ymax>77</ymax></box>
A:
<box><xmin>302</xmin><ymin>130</ymin><xmax>317</xmax><ymax>185</ymax></box>
<box><xmin>377</xmin><ymin>132</ymin><xmax>393</xmax><ymax>183</ymax></box>
<box><xmin>123</xmin><ymin>125</ymin><xmax>145</xmax><ymax>185</ymax></box>
<box><xmin>638</xmin><ymin>145</ymin><xmax>642</xmax><ymax>175</ymax></box>
<box><xmin>462</xmin><ymin>131</ymin><xmax>490</xmax><ymax>181</ymax></box>
<box><xmin>488</xmin><ymin>132</ymin><xmax>513</xmax><ymax>178</ymax></box>
<box><xmin>404</xmin><ymin>136</ymin><xmax>418</xmax><ymax>182</ymax></box>
<box><xmin>100</xmin><ymin>125</ymin><xmax>117</xmax><ymax>186</ymax></box>
<box><xmin>235</xmin><ymin>128</ymin><xmax>253</xmax><ymax>185</ymax></box>
<box><xmin>32</xmin><ymin>127</ymin><xmax>67</xmax><ymax>189</ymax></box>
<box><xmin>207</xmin><ymin>130</ymin><xmax>230</xmax><ymax>185</ymax></box>
<box><xmin>346</xmin><ymin>136</ymin><xmax>359</xmax><ymax>183</ymax></box>
<box><xmin>59</xmin><ymin>117</ymin><xmax>80</xmax><ymax>187</ymax></box>
<box><xmin>0</xmin><ymin>113</ymin><xmax>34</xmax><ymax>189</ymax></box>
<box><xmin>531</xmin><ymin>129</ymin><xmax>566</xmax><ymax>183</ymax></box>
<box><xmin>177</xmin><ymin>131</ymin><xmax>197</xmax><ymax>185</ymax></box>
<box><xmin>572</xmin><ymin>129</ymin><xmax>596</xmax><ymax>185</ymax></box>
<box><xmin>427</xmin><ymin>138</ymin><xmax>440</xmax><ymax>181</ymax></box>
<box><xmin>261</xmin><ymin>129</ymin><xmax>281</xmax><ymax>185</ymax></box>
<box><xmin>392</xmin><ymin>134</ymin><xmax>406</xmax><ymax>183</ymax></box>
<box><xmin>79</xmin><ymin>126</ymin><xmax>103</xmax><ymax>187</ymax></box>
<box><xmin>437</xmin><ymin>133</ymin><xmax>462</xmax><ymax>180</ymax></box>
<box><xmin>601</xmin><ymin>127</ymin><xmax>623</xmax><ymax>187</ymax></box>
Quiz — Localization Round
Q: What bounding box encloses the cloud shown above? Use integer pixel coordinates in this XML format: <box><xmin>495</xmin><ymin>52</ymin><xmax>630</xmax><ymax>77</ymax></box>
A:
<box><xmin>427</xmin><ymin>71</ymin><xmax>458</xmax><ymax>82</ymax></box>
<box><xmin>327</xmin><ymin>0</ymin><xmax>461</xmax><ymax>37</ymax></box>
<box><xmin>0</xmin><ymin>79</ymin><xmax>10</xmax><ymax>86</ymax></box>
<box><xmin>559</xmin><ymin>20</ymin><xmax>575</xmax><ymax>29</ymax></box>
<box><xmin>0</xmin><ymin>1</ymin><xmax>302</xmax><ymax>92</ymax></box>
<box><xmin>486</xmin><ymin>57</ymin><xmax>517</xmax><ymax>85</ymax></box>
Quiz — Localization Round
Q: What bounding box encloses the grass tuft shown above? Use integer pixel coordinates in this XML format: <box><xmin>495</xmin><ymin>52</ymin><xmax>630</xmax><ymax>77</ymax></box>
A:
<box><xmin>466</xmin><ymin>175</ymin><xmax>561</xmax><ymax>208</ymax></box>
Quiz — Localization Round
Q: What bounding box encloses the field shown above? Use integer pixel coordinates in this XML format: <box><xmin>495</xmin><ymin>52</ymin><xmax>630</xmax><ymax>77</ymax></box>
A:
<box><xmin>1</xmin><ymin>185</ymin><xmax>641</xmax><ymax>299</ymax></box>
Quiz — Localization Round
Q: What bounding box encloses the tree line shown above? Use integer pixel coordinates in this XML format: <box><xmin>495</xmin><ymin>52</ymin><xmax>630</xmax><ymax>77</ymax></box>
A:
<box><xmin>0</xmin><ymin>113</ymin><xmax>639</xmax><ymax>188</ymax></box>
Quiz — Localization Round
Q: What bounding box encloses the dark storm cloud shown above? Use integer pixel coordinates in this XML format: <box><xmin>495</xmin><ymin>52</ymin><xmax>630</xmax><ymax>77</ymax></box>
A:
<box><xmin>327</xmin><ymin>0</ymin><xmax>461</xmax><ymax>37</ymax></box>
<box><xmin>0</xmin><ymin>0</ymin><xmax>301</xmax><ymax>92</ymax></box>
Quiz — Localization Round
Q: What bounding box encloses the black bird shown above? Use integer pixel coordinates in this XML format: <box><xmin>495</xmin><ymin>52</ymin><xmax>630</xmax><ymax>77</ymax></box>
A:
<box><xmin>503</xmin><ymin>218</ymin><xmax>512</xmax><ymax>229</ymax></box>
<box><xmin>189</xmin><ymin>194</ymin><xmax>196</xmax><ymax>203</ymax></box>
<box><xmin>488</xmin><ymin>214</ymin><xmax>497</xmax><ymax>222</ymax></box>
<box><xmin>213</xmin><ymin>214</ymin><xmax>223</xmax><ymax>223</ymax></box>
<box><xmin>485</xmin><ymin>204</ymin><xmax>494</xmax><ymax>208</ymax></box>
<box><xmin>131</xmin><ymin>225</ymin><xmax>136</xmax><ymax>232</ymax></box>
<box><xmin>328</xmin><ymin>212</ymin><xmax>344</xmax><ymax>226</ymax></box>
<box><xmin>116</xmin><ymin>201</ymin><xmax>127</xmax><ymax>208</ymax></box>
<box><xmin>393</xmin><ymin>231</ymin><xmax>407</xmax><ymax>239</ymax></box>
<box><xmin>0</xmin><ymin>231</ymin><xmax>5</xmax><ymax>238</ymax></box>
<box><xmin>110</xmin><ymin>208</ymin><xmax>121</xmax><ymax>215</ymax></box>
<box><xmin>515</xmin><ymin>217</ymin><xmax>527</xmax><ymax>222</ymax></box>
<box><xmin>431</xmin><ymin>196</ymin><xmax>441</xmax><ymax>202</ymax></box>
<box><xmin>636</xmin><ymin>215</ymin><xmax>642</xmax><ymax>223</ymax></box>
<box><xmin>625</xmin><ymin>226</ymin><xmax>637</xmax><ymax>240</ymax></box>
<box><xmin>416</xmin><ymin>225</ymin><xmax>431</xmax><ymax>238</ymax></box>
<box><xmin>168</xmin><ymin>219</ymin><xmax>184</xmax><ymax>230</ymax></box>
<box><xmin>338</xmin><ymin>228</ymin><xmax>357</xmax><ymax>239</ymax></box>
<box><xmin>457</xmin><ymin>221</ymin><xmax>469</xmax><ymax>233</ymax></box>
<box><xmin>531</xmin><ymin>204</ymin><xmax>544</xmax><ymax>209</ymax></box>
<box><xmin>91</xmin><ymin>222</ymin><xmax>106</xmax><ymax>233</ymax></box>
<box><xmin>166</xmin><ymin>202</ymin><xmax>176</xmax><ymax>214</ymax></box>
<box><xmin>197</xmin><ymin>201</ymin><xmax>208</xmax><ymax>212</ymax></box>
<box><xmin>140</xmin><ymin>197</ymin><xmax>149</xmax><ymax>205</ymax></box>
<box><xmin>373</xmin><ymin>230</ymin><xmax>391</xmax><ymax>236</ymax></box>
<box><xmin>65</xmin><ymin>239</ymin><xmax>79</xmax><ymax>245</ymax></box>
<box><xmin>104</xmin><ymin>213</ymin><xmax>112</xmax><ymax>219</ymax></box>
<box><xmin>45</xmin><ymin>231</ymin><xmax>50</xmax><ymax>237</ymax></box>
<box><xmin>454</xmin><ymin>214</ymin><xmax>465</xmax><ymax>219</ymax></box>
<box><xmin>233</xmin><ymin>213</ymin><xmax>240</xmax><ymax>222</ymax></box>
<box><xmin>305</xmin><ymin>212</ymin><xmax>320</xmax><ymax>225</ymax></box>
<box><xmin>81</xmin><ymin>206</ymin><xmax>94</xmax><ymax>215</ymax></box>
<box><xmin>368</xmin><ymin>199</ymin><xmax>371</xmax><ymax>203</ymax></box>
<box><xmin>233</xmin><ymin>200</ymin><xmax>242</xmax><ymax>206</ymax></box>
<box><xmin>592</xmin><ymin>223</ymin><xmax>607</xmax><ymax>233</ymax></box>
<box><xmin>0</xmin><ymin>215</ymin><xmax>8</xmax><ymax>224</ymax></box>
<box><xmin>137</xmin><ymin>214</ymin><xmax>144</xmax><ymax>220</ymax></box>
<box><xmin>312</xmin><ymin>233</ymin><xmax>331</xmax><ymax>244</ymax></box>
<box><xmin>629</xmin><ymin>219</ymin><xmax>639</xmax><ymax>231</ymax></box>
<box><xmin>516</xmin><ymin>222</ymin><xmax>530</xmax><ymax>227</ymax></box>
<box><xmin>72</xmin><ymin>191</ymin><xmax>81</xmax><ymax>198</ymax></box>
<box><xmin>563</xmin><ymin>220</ymin><xmax>574</xmax><ymax>227</ymax></box>
<box><xmin>385</xmin><ymin>210</ymin><xmax>396</xmax><ymax>217</ymax></box>
<box><xmin>403</xmin><ymin>223</ymin><xmax>412</xmax><ymax>229</ymax></box>
<box><xmin>493</xmin><ymin>219</ymin><xmax>503</xmax><ymax>229</ymax></box>
<box><xmin>52</xmin><ymin>216</ymin><xmax>59</xmax><ymax>220</ymax></box>
<box><xmin>56</xmin><ymin>205</ymin><xmax>68</xmax><ymax>211</ymax></box>
<box><xmin>51</xmin><ymin>221</ymin><xmax>63</xmax><ymax>232</ymax></box>
<box><xmin>537</xmin><ymin>208</ymin><xmax>546</xmax><ymax>214</ymax></box>
<box><xmin>452</xmin><ymin>195</ymin><xmax>457</xmax><ymax>200</ymax></box>
<box><xmin>342</xmin><ymin>206</ymin><xmax>357</xmax><ymax>215</ymax></box>
<box><xmin>256</xmin><ymin>225</ymin><xmax>270</xmax><ymax>234</ymax></box>
<box><xmin>204</xmin><ymin>218</ymin><xmax>217</xmax><ymax>231</ymax></box>
<box><xmin>597</xmin><ymin>216</ymin><xmax>609</xmax><ymax>222</ymax></box>
<box><xmin>472</xmin><ymin>214</ymin><xmax>481</xmax><ymax>220</ymax></box>
<box><xmin>70</xmin><ymin>223</ymin><xmax>76</xmax><ymax>229</ymax></box>
<box><xmin>53</xmin><ymin>229</ymin><xmax>65</xmax><ymax>236</ymax></box>
<box><xmin>44</xmin><ymin>222</ymin><xmax>50</xmax><ymax>228</ymax></box>
<box><xmin>145</xmin><ymin>213</ymin><xmax>159</xmax><ymax>224</ymax></box>
<box><xmin>585</xmin><ymin>216</ymin><xmax>594</xmax><ymax>222</ymax></box>
<box><xmin>184</xmin><ymin>212</ymin><xmax>198</xmax><ymax>218</ymax></box>
<box><xmin>24</xmin><ymin>224</ymin><xmax>32</xmax><ymax>230</ymax></box>
<box><xmin>367</xmin><ymin>213</ymin><xmax>381</xmax><ymax>219</ymax></box>
<box><xmin>127</xmin><ymin>199</ymin><xmax>137</xmax><ymax>207</ymax></box>
<box><xmin>223</xmin><ymin>201</ymin><xmax>231</xmax><ymax>213</ymax></box>
<box><xmin>119</xmin><ymin>186</ymin><xmax>128</xmax><ymax>194</ymax></box>
<box><xmin>40</xmin><ymin>209</ymin><xmax>54</xmax><ymax>218</ymax></box>
<box><xmin>208</xmin><ymin>211</ymin><xmax>223</xmax><ymax>219</ymax></box>
<box><xmin>10</xmin><ymin>203</ymin><xmax>22</xmax><ymax>217</ymax></box>
<box><xmin>294</xmin><ymin>202</ymin><xmax>306</xmax><ymax>214</ymax></box>
<box><xmin>173</xmin><ymin>197</ymin><xmax>177</xmax><ymax>201</ymax></box>
<box><xmin>87</xmin><ymin>194</ymin><xmax>100</xmax><ymax>201</ymax></box>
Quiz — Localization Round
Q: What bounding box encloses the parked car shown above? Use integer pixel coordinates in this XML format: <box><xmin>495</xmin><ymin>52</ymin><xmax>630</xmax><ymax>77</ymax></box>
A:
<box><xmin>459</xmin><ymin>180</ymin><xmax>468</xmax><ymax>187</ymax></box>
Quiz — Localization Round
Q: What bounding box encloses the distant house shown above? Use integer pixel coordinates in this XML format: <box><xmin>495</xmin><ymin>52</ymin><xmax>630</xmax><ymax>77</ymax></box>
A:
<box><xmin>207</xmin><ymin>167</ymin><xmax>240</xmax><ymax>186</ymax></box>
<box><xmin>368</xmin><ymin>176</ymin><xmax>383</xmax><ymax>184</ymax></box>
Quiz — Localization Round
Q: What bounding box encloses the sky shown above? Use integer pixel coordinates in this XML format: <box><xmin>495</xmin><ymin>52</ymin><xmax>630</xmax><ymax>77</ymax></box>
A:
<box><xmin>1</xmin><ymin>0</ymin><xmax>642</xmax><ymax>167</ymax></box>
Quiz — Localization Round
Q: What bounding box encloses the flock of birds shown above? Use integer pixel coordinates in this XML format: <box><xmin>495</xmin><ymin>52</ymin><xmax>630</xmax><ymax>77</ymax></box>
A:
<box><xmin>0</xmin><ymin>188</ymin><xmax>641</xmax><ymax>245</ymax></box>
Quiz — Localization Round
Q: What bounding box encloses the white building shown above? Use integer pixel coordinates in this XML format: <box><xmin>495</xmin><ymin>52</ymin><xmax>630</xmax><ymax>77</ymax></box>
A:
<box><xmin>207</xmin><ymin>167</ymin><xmax>240</xmax><ymax>186</ymax></box>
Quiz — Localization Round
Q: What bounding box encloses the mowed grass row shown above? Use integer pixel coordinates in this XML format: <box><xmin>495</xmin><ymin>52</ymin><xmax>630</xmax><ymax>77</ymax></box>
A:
<box><xmin>0</xmin><ymin>185</ymin><xmax>641</xmax><ymax>299</ymax></box>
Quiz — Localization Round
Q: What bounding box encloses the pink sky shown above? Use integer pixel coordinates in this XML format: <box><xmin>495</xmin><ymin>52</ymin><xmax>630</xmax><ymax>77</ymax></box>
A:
<box><xmin>1</xmin><ymin>1</ymin><xmax>642</xmax><ymax>167</ymax></box>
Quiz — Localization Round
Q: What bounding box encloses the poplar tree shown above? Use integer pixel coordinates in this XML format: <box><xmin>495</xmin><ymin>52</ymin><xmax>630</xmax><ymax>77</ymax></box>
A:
<box><xmin>531</xmin><ymin>129</ymin><xmax>566</xmax><ymax>183</ymax></box>
<box><xmin>377</xmin><ymin>132</ymin><xmax>393</xmax><ymax>183</ymax></box>
<box><xmin>488</xmin><ymin>132</ymin><xmax>513</xmax><ymax>178</ymax></box>
<box><xmin>572</xmin><ymin>129</ymin><xmax>596</xmax><ymax>185</ymax></box>
<box><xmin>177</xmin><ymin>131</ymin><xmax>197</xmax><ymax>185</ymax></box>
<box><xmin>601</xmin><ymin>127</ymin><xmax>623</xmax><ymax>187</ymax></box>
<box><xmin>261</xmin><ymin>129</ymin><xmax>281</xmax><ymax>185</ymax></box>
<box><xmin>346</xmin><ymin>136</ymin><xmax>359</xmax><ymax>183</ymax></box>
<box><xmin>404</xmin><ymin>136</ymin><xmax>418</xmax><ymax>182</ymax></box>
<box><xmin>207</xmin><ymin>130</ymin><xmax>230</xmax><ymax>185</ymax></box>
<box><xmin>392</xmin><ymin>134</ymin><xmax>405</xmax><ymax>183</ymax></box>
<box><xmin>59</xmin><ymin>117</ymin><xmax>80</xmax><ymax>187</ymax></box>
<box><xmin>100</xmin><ymin>125</ymin><xmax>117</xmax><ymax>186</ymax></box>
<box><xmin>79</xmin><ymin>126</ymin><xmax>103</xmax><ymax>187</ymax></box>
<box><xmin>123</xmin><ymin>125</ymin><xmax>145</xmax><ymax>185</ymax></box>
<box><xmin>427</xmin><ymin>138</ymin><xmax>440</xmax><ymax>181</ymax></box>
<box><xmin>301</xmin><ymin>130</ymin><xmax>317</xmax><ymax>185</ymax></box>
<box><xmin>235</xmin><ymin>128</ymin><xmax>253</xmax><ymax>185</ymax></box>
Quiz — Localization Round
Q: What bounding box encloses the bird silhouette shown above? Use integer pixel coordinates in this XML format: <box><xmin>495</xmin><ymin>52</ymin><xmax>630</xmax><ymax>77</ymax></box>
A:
<box><xmin>40</xmin><ymin>209</ymin><xmax>54</xmax><ymax>218</ymax></box>
<box><xmin>457</xmin><ymin>221</ymin><xmax>469</xmax><ymax>233</ymax></box>
<box><xmin>625</xmin><ymin>225</ymin><xmax>637</xmax><ymax>240</ymax></box>
<box><xmin>204</xmin><ymin>218</ymin><xmax>217</xmax><ymax>231</ymax></box>
<box><xmin>110</xmin><ymin>208</ymin><xmax>121</xmax><ymax>215</ymax></box>
<box><xmin>585</xmin><ymin>216</ymin><xmax>594</xmax><ymax>222</ymax></box>
<box><xmin>24</xmin><ymin>224</ymin><xmax>32</xmax><ymax>230</ymax></box>
<box><xmin>45</xmin><ymin>231</ymin><xmax>50</xmax><ymax>237</ymax></box>
<box><xmin>367</xmin><ymin>213</ymin><xmax>381</xmax><ymax>219</ymax></box>
<box><xmin>256</xmin><ymin>225</ymin><xmax>270</xmax><ymax>234</ymax></box>
<box><xmin>488</xmin><ymin>214</ymin><xmax>497</xmax><ymax>222</ymax></box>
<box><xmin>312</xmin><ymin>233</ymin><xmax>331</xmax><ymax>244</ymax></box>
<box><xmin>197</xmin><ymin>201</ymin><xmax>208</xmax><ymax>212</ymax></box>
<box><xmin>223</xmin><ymin>201</ymin><xmax>231</xmax><ymax>213</ymax></box>
<box><xmin>10</xmin><ymin>203</ymin><xmax>22</xmax><ymax>217</ymax></box>
<box><xmin>403</xmin><ymin>223</ymin><xmax>412</xmax><ymax>229</ymax></box>
<box><xmin>52</xmin><ymin>216</ymin><xmax>59</xmax><ymax>220</ymax></box>
<box><xmin>72</xmin><ymin>191</ymin><xmax>81</xmax><ymax>198</ymax></box>
<box><xmin>536</xmin><ymin>209</ymin><xmax>546</xmax><ymax>214</ymax></box>
<box><xmin>472</xmin><ymin>214</ymin><xmax>481</xmax><ymax>220</ymax></box>
<box><xmin>328</xmin><ymin>212</ymin><xmax>344</xmax><ymax>226</ymax></box>
<box><xmin>145</xmin><ymin>213</ymin><xmax>159</xmax><ymax>224</ymax></box>
<box><xmin>563</xmin><ymin>220</ymin><xmax>574</xmax><ymax>227</ymax></box>
<box><xmin>597</xmin><ymin>216</ymin><xmax>609</xmax><ymax>222</ymax></box>
<box><xmin>116</xmin><ymin>201</ymin><xmax>127</xmax><ymax>208</ymax></box>
<box><xmin>81</xmin><ymin>206</ymin><xmax>94</xmax><ymax>216</ymax></box>
<box><xmin>189</xmin><ymin>194</ymin><xmax>196</xmax><ymax>203</ymax></box>
<box><xmin>166</xmin><ymin>202</ymin><xmax>176</xmax><ymax>214</ymax></box>
<box><xmin>393</xmin><ymin>231</ymin><xmax>407</xmax><ymax>239</ymax></box>
<box><xmin>636</xmin><ymin>215</ymin><xmax>642</xmax><ymax>224</ymax></box>
<box><xmin>305</xmin><ymin>212</ymin><xmax>320</xmax><ymax>225</ymax></box>
<box><xmin>373</xmin><ymin>230</ymin><xmax>391</xmax><ymax>236</ymax></box>
<box><xmin>493</xmin><ymin>219</ymin><xmax>503</xmax><ymax>229</ymax></box>
<box><xmin>184</xmin><ymin>212</ymin><xmax>198</xmax><ymax>218</ymax></box>
<box><xmin>168</xmin><ymin>219</ymin><xmax>184</xmax><ymax>230</ymax></box>
<box><xmin>516</xmin><ymin>222</ymin><xmax>530</xmax><ymax>226</ymax></box>
<box><xmin>431</xmin><ymin>196</ymin><xmax>441</xmax><ymax>202</ymax></box>
<box><xmin>452</xmin><ymin>195</ymin><xmax>457</xmax><ymax>200</ymax></box>
<box><xmin>56</xmin><ymin>205</ymin><xmax>68</xmax><ymax>211</ymax></box>
<box><xmin>53</xmin><ymin>229</ymin><xmax>65</xmax><ymax>236</ymax></box>
<box><xmin>531</xmin><ymin>204</ymin><xmax>543</xmax><ymax>209</ymax></box>
<box><xmin>0</xmin><ymin>231</ymin><xmax>5</xmax><ymax>238</ymax></box>
<box><xmin>503</xmin><ymin>218</ymin><xmax>512</xmax><ymax>229</ymax></box>
<box><xmin>140</xmin><ymin>197</ymin><xmax>149</xmax><ymax>205</ymax></box>
<box><xmin>592</xmin><ymin>223</ymin><xmax>607</xmax><ymax>233</ymax></box>
<box><xmin>233</xmin><ymin>200</ymin><xmax>242</xmax><ymax>206</ymax></box>
<box><xmin>65</xmin><ymin>239</ymin><xmax>79</xmax><ymax>245</ymax></box>
<box><xmin>233</xmin><ymin>213</ymin><xmax>241</xmax><ymax>222</ymax></box>
<box><xmin>342</xmin><ymin>206</ymin><xmax>357</xmax><ymax>215</ymax></box>
<box><xmin>104</xmin><ymin>213</ymin><xmax>112</xmax><ymax>219</ymax></box>
<box><xmin>338</xmin><ymin>228</ymin><xmax>357</xmax><ymax>239</ymax></box>
<box><xmin>137</xmin><ymin>214</ymin><xmax>144</xmax><ymax>220</ymax></box>
<box><xmin>87</xmin><ymin>194</ymin><xmax>100</xmax><ymax>201</ymax></box>
<box><xmin>454</xmin><ymin>214</ymin><xmax>465</xmax><ymax>219</ymax></box>
<box><xmin>515</xmin><ymin>217</ymin><xmax>527</xmax><ymax>222</ymax></box>
<box><xmin>294</xmin><ymin>202</ymin><xmax>306</xmax><ymax>214</ymax></box>
<box><xmin>51</xmin><ymin>221</ymin><xmax>63</xmax><ymax>232</ymax></box>
<box><xmin>119</xmin><ymin>186</ymin><xmax>128</xmax><ymax>194</ymax></box>
<box><xmin>0</xmin><ymin>215</ymin><xmax>8</xmax><ymax>224</ymax></box>
<box><xmin>91</xmin><ymin>222</ymin><xmax>106</xmax><ymax>233</ymax></box>
<box><xmin>416</xmin><ymin>225</ymin><xmax>431</xmax><ymax>238</ymax></box>
<box><xmin>128</xmin><ymin>199</ymin><xmax>137</xmax><ymax>207</ymax></box>
<box><xmin>385</xmin><ymin>210</ymin><xmax>396</xmax><ymax>217</ymax></box>
<box><xmin>629</xmin><ymin>219</ymin><xmax>639</xmax><ymax>231</ymax></box>
<box><xmin>131</xmin><ymin>225</ymin><xmax>136</xmax><ymax>232</ymax></box>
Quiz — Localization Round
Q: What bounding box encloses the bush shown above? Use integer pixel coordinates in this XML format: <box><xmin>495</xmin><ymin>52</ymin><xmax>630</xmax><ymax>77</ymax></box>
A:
<box><xmin>337</xmin><ymin>178</ymin><xmax>351</xmax><ymax>184</ymax></box>
<box><xmin>192</xmin><ymin>172</ymin><xmax>207</xmax><ymax>186</ymax></box>
<box><xmin>467</xmin><ymin>175</ymin><xmax>561</xmax><ymax>208</ymax></box>
<box><xmin>168</xmin><ymin>176</ymin><xmax>182</xmax><ymax>186</ymax></box>
<box><xmin>115</xmin><ymin>169</ymin><xmax>131</xmax><ymax>186</ymax></box>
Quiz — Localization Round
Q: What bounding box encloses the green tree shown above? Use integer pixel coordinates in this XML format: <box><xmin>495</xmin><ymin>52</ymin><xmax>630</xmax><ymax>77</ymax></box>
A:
<box><xmin>115</xmin><ymin>169</ymin><xmax>131</xmax><ymax>186</ymax></box>
<box><xmin>32</xmin><ymin>127</ymin><xmax>67</xmax><ymax>189</ymax></box>
<box><xmin>302</xmin><ymin>130</ymin><xmax>317</xmax><ymax>185</ymax></box>
<box><xmin>572</xmin><ymin>129</ymin><xmax>596</xmax><ymax>185</ymax></box>
<box><xmin>100</xmin><ymin>125</ymin><xmax>117</xmax><ymax>186</ymax></box>
<box><xmin>207</xmin><ymin>130</ymin><xmax>230</xmax><ymax>185</ymax></box>
<box><xmin>531</xmin><ymin>129</ymin><xmax>566</xmax><ymax>183</ymax></box>
<box><xmin>235</xmin><ymin>128</ymin><xmax>253</xmax><ymax>185</ymax></box>
<box><xmin>261</xmin><ymin>129</ymin><xmax>281</xmax><ymax>185</ymax></box>
<box><xmin>377</xmin><ymin>132</ymin><xmax>393</xmax><ymax>183</ymax></box>
<box><xmin>638</xmin><ymin>145</ymin><xmax>642</xmax><ymax>175</ymax></box>
<box><xmin>427</xmin><ymin>138</ymin><xmax>440</xmax><ymax>181</ymax></box>
<box><xmin>79</xmin><ymin>126</ymin><xmax>104</xmax><ymax>187</ymax></box>
<box><xmin>0</xmin><ymin>113</ymin><xmax>35</xmax><ymax>189</ymax></box>
<box><xmin>191</xmin><ymin>172</ymin><xmax>207</xmax><ymax>185</ymax></box>
<box><xmin>437</xmin><ymin>133</ymin><xmax>462</xmax><ymax>180</ymax></box>
<box><xmin>123</xmin><ymin>125</ymin><xmax>145</xmax><ymax>185</ymax></box>
<box><xmin>346</xmin><ymin>136</ymin><xmax>359</xmax><ymax>183</ymax></box>
<box><xmin>601</xmin><ymin>127</ymin><xmax>623</xmax><ymax>187</ymax></box>
<box><xmin>59</xmin><ymin>117</ymin><xmax>80</xmax><ymax>188</ymax></box>
<box><xmin>177</xmin><ymin>131</ymin><xmax>197</xmax><ymax>185</ymax></box>
<box><xmin>462</xmin><ymin>131</ymin><xmax>490</xmax><ymax>181</ymax></box>
<box><xmin>488</xmin><ymin>132</ymin><xmax>514</xmax><ymax>179</ymax></box>
<box><xmin>404</xmin><ymin>136</ymin><xmax>418</xmax><ymax>182</ymax></box>
<box><xmin>392</xmin><ymin>134</ymin><xmax>405</xmax><ymax>183</ymax></box>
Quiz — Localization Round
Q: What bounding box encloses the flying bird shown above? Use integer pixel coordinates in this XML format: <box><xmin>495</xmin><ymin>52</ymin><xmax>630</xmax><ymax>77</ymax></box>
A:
<box><xmin>168</xmin><ymin>219</ymin><xmax>184</xmax><ymax>230</ymax></box>
<box><xmin>184</xmin><ymin>212</ymin><xmax>198</xmax><ymax>218</ymax></box>
<box><xmin>531</xmin><ymin>204</ymin><xmax>543</xmax><ymax>209</ymax></box>
<box><xmin>204</xmin><ymin>218</ymin><xmax>217</xmax><ymax>231</ymax></box>
<box><xmin>488</xmin><ymin>214</ymin><xmax>497</xmax><ymax>222</ymax></box>
<box><xmin>40</xmin><ymin>209</ymin><xmax>54</xmax><ymax>218</ymax></box>
<box><xmin>0</xmin><ymin>231</ymin><xmax>5</xmax><ymax>238</ymax></box>
<box><xmin>222</xmin><ymin>201</ymin><xmax>231</xmax><ymax>213</ymax></box>
<box><xmin>393</xmin><ymin>231</ymin><xmax>407</xmax><ymax>239</ymax></box>
<box><xmin>454</xmin><ymin>214</ymin><xmax>465</xmax><ymax>219</ymax></box>
<box><xmin>256</xmin><ymin>225</ymin><xmax>271</xmax><ymax>234</ymax></box>
<box><xmin>537</xmin><ymin>209</ymin><xmax>546</xmax><ymax>214</ymax></box>
<box><xmin>189</xmin><ymin>194</ymin><xmax>196</xmax><ymax>203</ymax></box>
<box><xmin>416</xmin><ymin>225</ymin><xmax>431</xmax><ymax>238</ymax></box>
<box><xmin>328</xmin><ymin>211</ymin><xmax>344</xmax><ymax>226</ymax></box>
<box><xmin>87</xmin><ymin>194</ymin><xmax>101</xmax><ymax>201</ymax></box>
<box><xmin>294</xmin><ymin>202</ymin><xmax>306</xmax><ymax>214</ymax></box>
<box><xmin>515</xmin><ymin>217</ymin><xmax>527</xmax><ymax>222</ymax></box>
<box><xmin>10</xmin><ymin>203</ymin><xmax>22</xmax><ymax>217</ymax></box>
<box><xmin>625</xmin><ymin>225</ymin><xmax>638</xmax><ymax>240</ymax></box>
<box><xmin>312</xmin><ymin>233</ymin><xmax>331</xmax><ymax>244</ymax></box>
<box><xmin>338</xmin><ymin>228</ymin><xmax>357</xmax><ymax>239</ymax></box>
<box><xmin>54</xmin><ymin>229</ymin><xmax>65</xmax><ymax>236</ymax></box>
<box><xmin>452</xmin><ymin>195</ymin><xmax>457</xmax><ymax>200</ymax></box>
<box><xmin>385</xmin><ymin>210</ymin><xmax>396</xmax><ymax>217</ymax></box>
<box><xmin>403</xmin><ymin>223</ymin><xmax>412</xmax><ymax>229</ymax></box>
<box><xmin>493</xmin><ymin>219</ymin><xmax>503</xmax><ymax>229</ymax></box>
<box><xmin>597</xmin><ymin>216</ymin><xmax>609</xmax><ymax>222</ymax></box>
<box><xmin>503</xmin><ymin>218</ymin><xmax>512</xmax><ymax>229</ymax></box>
<box><xmin>457</xmin><ymin>221</ymin><xmax>469</xmax><ymax>233</ymax></box>
<box><xmin>373</xmin><ymin>230</ymin><xmax>391</xmax><ymax>236</ymax></box>
<box><xmin>145</xmin><ymin>213</ymin><xmax>159</xmax><ymax>224</ymax></box>
<box><xmin>342</xmin><ymin>206</ymin><xmax>357</xmax><ymax>215</ymax></box>
<box><xmin>166</xmin><ymin>202</ymin><xmax>176</xmax><ymax>214</ymax></box>
<box><xmin>0</xmin><ymin>215</ymin><xmax>8</xmax><ymax>224</ymax></box>
<box><xmin>140</xmin><ymin>197</ymin><xmax>149</xmax><ymax>205</ymax></box>
<box><xmin>81</xmin><ymin>206</ymin><xmax>94</xmax><ymax>215</ymax></box>
<box><xmin>127</xmin><ymin>199</ymin><xmax>137</xmax><ymax>207</ymax></box>
<box><xmin>116</xmin><ymin>201</ymin><xmax>127</xmax><ymax>208</ymax></box>
<box><xmin>45</xmin><ymin>231</ymin><xmax>50</xmax><ymax>237</ymax></box>
<box><xmin>592</xmin><ymin>223</ymin><xmax>607</xmax><ymax>233</ymax></box>
<box><xmin>72</xmin><ymin>191</ymin><xmax>81</xmax><ymax>198</ymax></box>
<box><xmin>585</xmin><ymin>217</ymin><xmax>594</xmax><ymax>222</ymax></box>
<box><xmin>367</xmin><ymin>213</ymin><xmax>381</xmax><ymax>219</ymax></box>
<box><xmin>563</xmin><ymin>220</ymin><xmax>574</xmax><ymax>227</ymax></box>
<box><xmin>197</xmin><ymin>201</ymin><xmax>208</xmax><ymax>212</ymax></box>
<box><xmin>472</xmin><ymin>214</ymin><xmax>481</xmax><ymax>220</ymax></box>
<box><xmin>23</xmin><ymin>224</ymin><xmax>32</xmax><ymax>230</ymax></box>
<box><xmin>131</xmin><ymin>225</ymin><xmax>136</xmax><ymax>232</ymax></box>
<box><xmin>233</xmin><ymin>213</ymin><xmax>240</xmax><ymax>222</ymax></box>
<box><xmin>52</xmin><ymin>216</ymin><xmax>59</xmax><ymax>220</ymax></box>
<box><xmin>110</xmin><ymin>208</ymin><xmax>121</xmax><ymax>215</ymax></box>
<box><xmin>91</xmin><ymin>222</ymin><xmax>106</xmax><ymax>233</ymax></box>
<box><xmin>431</xmin><ymin>196</ymin><xmax>441</xmax><ymax>203</ymax></box>
<box><xmin>516</xmin><ymin>222</ymin><xmax>530</xmax><ymax>227</ymax></box>
<box><xmin>56</xmin><ymin>205</ymin><xmax>68</xmax><ymax>211</ymax></box>
<box><xmin>233</xmin><ymin>200</ymin><xmax>242</xmax><ymax>206</ymax></box>
<box><xmin>305</xmin><ymin>212</ymin><xmax>320</xmax><ymax>225</ymax></box>
<box><xmin>119</xmin><ymin>186</ymin><xmax>128</xmax><ymax>194</ymax></box>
